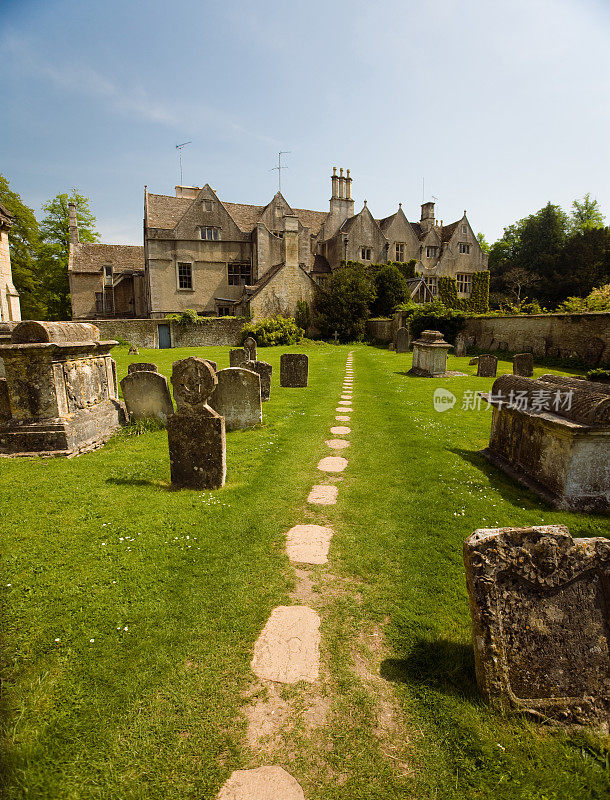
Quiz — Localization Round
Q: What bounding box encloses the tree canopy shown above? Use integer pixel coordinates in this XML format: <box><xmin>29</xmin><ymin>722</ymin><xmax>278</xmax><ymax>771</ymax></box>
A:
<box><xmin>313</xmin><ymin>264</ymin><xmax>376</xmax><ymax>342</ymax></box>
<box><xmin>371</xmin><ymin>264</ymin><xmax>409</xmax><ymax>317</ymax></box>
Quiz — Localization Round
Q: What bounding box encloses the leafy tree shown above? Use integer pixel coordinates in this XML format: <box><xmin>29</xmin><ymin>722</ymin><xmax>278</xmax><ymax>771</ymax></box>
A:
<box><xmin>0</xmin><ymin>174</ymin><xmax>46</xmax><ymax>319</ymax></box>
<box><xmin>476</xmin><ymin>232</ymin><xmax>490</xmax><ymax>254</ymax></box>
<box><xmin>38</xmin><ymin>191</ymin><xmax>99</xmax><ymax>319</ymax></box>
<box><xmin>569</xmin><ymin>193</ymin><xmax>605</xmax><ymax>234</ymax></box>
<box><xmin>313</xmin><ymin>264</ymin><xmax>376</xmax><ymax>342</ymax></box>
<box><xmin>559</xmin><ymin>283</ymin><xmax>610</xmax><ymax>312</ymax></box>
<box><xmin>371</xmin><ymin>264</ymin><xmax>408</xmax><ymax>317</ymax></box>
<box><xmin>503</xmin><ymin>267</ymin><xmax>540</xmax><ymax>301</ymax></box>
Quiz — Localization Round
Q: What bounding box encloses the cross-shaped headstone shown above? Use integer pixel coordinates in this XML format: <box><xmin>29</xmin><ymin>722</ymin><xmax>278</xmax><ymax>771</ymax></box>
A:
<box><xmin>332</xmin><ymin>331</ymin><xmax>339</xmax><ymax>344</ymax></box>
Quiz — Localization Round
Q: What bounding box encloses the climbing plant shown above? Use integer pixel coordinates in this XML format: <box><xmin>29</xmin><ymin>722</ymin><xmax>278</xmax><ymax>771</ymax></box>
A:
<box><xmin>437</xmin><ymin>271</ymin><xmax>490</xmax><ymax>313</ymax></box>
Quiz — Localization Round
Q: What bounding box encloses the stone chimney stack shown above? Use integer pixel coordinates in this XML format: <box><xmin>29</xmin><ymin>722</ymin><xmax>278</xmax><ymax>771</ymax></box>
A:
<box><xmin>339</xmin><ymin>168</ymin><xmax>345</xmax><ymax>199</ymax></box>
<box><xmin>68</xmin><ymin>202</ymin><xmax>79</xmax><ymax>245</ymax></box>
<box><xmin>420</xmin><ymin>201</ymin><xmax>436</xmax><ymax>233</ymax></box>
<box><xmin>327</xmin><ymin>166</ymin><xmax>355</xmax><ymax>239</ymax></box>
<box><xmin>331</xmin><ymin>167</ymin><xmax>339</xmax><ymax>199</ymax></box>
<box><xmin>282</xmin><ymin>214</ymin><xmax>299</xmax><ymax>269</ymax></box>
<box><xmin>346</xmin><ymin>169</ymin><xmax>352</xmax><ymax>200</ymax></box>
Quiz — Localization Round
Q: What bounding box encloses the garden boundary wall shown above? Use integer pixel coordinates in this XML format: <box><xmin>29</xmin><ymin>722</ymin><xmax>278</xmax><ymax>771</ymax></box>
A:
<box><xmin>82</xmin><ymin>318</ymin><xmax>245</xmax><ymax>349</ymax></box>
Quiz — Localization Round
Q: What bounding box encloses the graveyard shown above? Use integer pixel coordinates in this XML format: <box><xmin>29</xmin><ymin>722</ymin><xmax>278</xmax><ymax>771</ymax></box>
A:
<box><xmin>1</xmin><ymin>342</ymin><xmax>609</xmax><ymax>800</ymax></box>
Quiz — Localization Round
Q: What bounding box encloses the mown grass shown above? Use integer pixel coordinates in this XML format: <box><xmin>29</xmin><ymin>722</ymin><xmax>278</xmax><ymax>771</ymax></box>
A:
<box><xmin>1</xmin><ymin>344</ymin><xmax>608</xmax><ymax>799</ymax></box>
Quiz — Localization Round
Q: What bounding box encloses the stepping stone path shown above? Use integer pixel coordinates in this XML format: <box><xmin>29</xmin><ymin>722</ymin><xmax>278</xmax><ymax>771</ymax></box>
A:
<box><xmin>226</xmin><ymin>352</ymin><xmax>354</xmax><ymax>799</ymax></box>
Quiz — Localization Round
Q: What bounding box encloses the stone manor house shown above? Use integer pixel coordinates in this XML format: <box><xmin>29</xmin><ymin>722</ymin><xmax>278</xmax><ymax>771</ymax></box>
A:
<box><xmin>68</xmin><ymin>168</ymin><xmax>488</xmax><ymax>321</ymax></box>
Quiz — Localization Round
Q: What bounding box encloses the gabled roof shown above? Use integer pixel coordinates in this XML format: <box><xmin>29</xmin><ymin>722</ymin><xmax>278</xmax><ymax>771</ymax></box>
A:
<box><xmin>69</xmin><ymin>243</ymin><xmax>144</xmax><ymax>274</ymax></box>
<box><xmin>223</xmin><ymin>202</ymin><xmax>266</xmax><ymax>232</ymax></box>
<box><xmin>441</xmin><ymin>221</ymin><xmax>460</xmax><ymax>242</ymax></box>
<box><xmin>291</xmin><ymin>207</ymin><xmax>328</xmax><ymax>236</ymax></box>
<box><xmin>312</xmin><ymin>254</ymin><xmax>332</xmax><ymax>274</ymax></box>
<box><xmin>410</xmin><ymin>221</ymin><xmax>423</xmax><ymax>238</ymax></box>
<box><xmin>146</xmin><ymin>194</ymin><xmax>192</xmax><ymax>228</ymax></box>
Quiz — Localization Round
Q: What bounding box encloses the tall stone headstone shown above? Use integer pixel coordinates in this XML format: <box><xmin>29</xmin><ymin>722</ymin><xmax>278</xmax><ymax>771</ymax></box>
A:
<box><xmin>280</xmin><ymin>353</ymin><xmax>308</xmax><ymax>387</ymax></box>
<box><xmin>243</xmin><ymin>336</ymin><xmax>257</xmax><ymax>362</ymax></box>
<box><xmin>464</xmin><ymin>525</ymin><xmax>610</xmax><ymax>727</ymax></box>
<box><xmin>120</xmin><ymin>370</ymin><xmax>174</xmax><ymax>423</ymax></box>
<box><xmin>0</xmin><ymin>321</ymin><xmax>125</xmax><ymax>456</ymax></box>
<box><xmin>513</xmin><ymin>353</ymin><xmax>534</xmax><ymax>377</ymax></box>
<box><xmin>454</xmin><ymin>333</ymin><xmax>467</xmax><ymax>357</ymax></box>
<box><xmin>128</xmin><ymin>362</ymin><xmax>158</xmax><ymax>374</ymax></box>
<box><xmin>168</xmin><ymin>358</ymin><xmax>225</xmax><ymax>489</ymax></box>
<box><xmin>396</xmin><ymin>327</ymin><xmax>410</xmax><ymax>353</ymax></box>
<box><xmin>209</xmin><ymin>367</ymin><xmax>262</xmax><ymax>431</ymax></box>
<box><xmin>245</xmin><ymin>359</ymin><xmax>272</xmax><ymax>401</ymax></box>
<box><xmin>477</xmin><ymin>354</ymin><xmax>498</xmax><ymax>378</ymax></box>
<box><xmin>229</xmin><ymin>348</ymin><xmax>247</xmax><ymax>367</ymax></box>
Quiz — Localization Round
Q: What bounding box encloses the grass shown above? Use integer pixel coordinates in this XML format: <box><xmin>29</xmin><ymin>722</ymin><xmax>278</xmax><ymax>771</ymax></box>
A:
<box><xmin>1</xmin><ymin>344</ymin><xmax>608</xmax><ymax>799</ymax></box>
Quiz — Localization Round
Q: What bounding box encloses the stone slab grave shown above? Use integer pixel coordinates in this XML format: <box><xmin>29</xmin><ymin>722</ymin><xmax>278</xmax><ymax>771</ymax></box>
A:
<box><xmin>251</xmin><ymin>605</ymin><xmax>320</xmax><ymax>683</ymax></box>
<box><xmin>307</xmin><ymin>484</ymin><xmax>339</xmax><ymax>505</ymax></box>
<box><xmin>120</xmin><ymin>368</ymin><xmax>174</xmax><ymax>423</ymax></box>
<box><xmin>318</xmin><ymin>455</ymin><xmax>347</xmax><ymax>472</ymax></box>
<box><xmin>0</xmin><ymin>321</ymin><xmax>125</xmax><ymax>456</ymax></box>
<box><xmin>209</xmin><ymin>367</ymin><xmax>262</xmax><ymax>431</ymax></box>
<box><xmin>243</xmin><ymin>336</ymin><xmax>257</xmax><ymax>362</ymax></box>
<box><xmin>280</xmin><ymin>353</ymin><xmax>308</xmax><ymax>387</ymax></box>
<box><xmin>286</xmin><ymin>524</ymin><xmax>334</xmax><ymax>564</ymax></box>
<box><xmin>464</xmin><ymin>525</ymin><xmax>610</xmax><ymax>728</ymax></box>
<box><xmin>481</xmin><ymin>373</ymin><xmax>610</xmax><ymax>511</ymax></box>
<box><xmin>217</xmin><ymin>766</ymin><xmax>306</xmax><ymax>800</ymax></box>
<box><xmin>477</xmin><ymin>354</ymin><xmax>498</xmax><ymax>377</ymax></box>
<box><xmin>396</xmin><ymin>326</ymin><xmax>410</xmax><ymax>353</ymax></box>
<box><xmin>229</xmin><ymin>348</ymin><xmax>247</xmax><ymax>367</ymax></box>
<box><xmin>245</xmin><ymin>360</ymin><xmax>272</xmax><ymax>401</ymax></box>
<box><xmin>128</xmin><ymin>362</ymin><xmax>158</xmax><ymax>374</ymax></box>
<box><xmin>408</xmin><ymin>329</ymin><xmax>454</xmax><ymax>377</ymax></box>
<box><xmin>513</xmin><ymin>352</ymin><xmax>534</xmax><ymax>377</ymax></box>
<box><xmin>167</xmin><ymin>357</ymin><xmax>225</xmax><ymax>489</ymax></box>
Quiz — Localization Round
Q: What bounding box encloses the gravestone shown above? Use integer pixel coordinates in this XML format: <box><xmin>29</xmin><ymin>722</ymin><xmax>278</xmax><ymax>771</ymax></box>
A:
<box><xmin>128</xmin><ymin>345</ymin><xmax>139</xmax><ymax>354</ymax></box>
<box><xmin>408</xmin><ymin>330</ymin><xmax>452</xmax><ymax>377</ymax></box>
<box><xmin>388</xmin><ymin>343</ymin><xmax>395</xmax><ymax>351</ymax></box>
<box><xmin>245</xmin><ymin>359</ymin><xmax>272</xmax><ymax>401</ymax></box>
<box><xmin>469</xmin><ymin>356</ymin><xmax>479</xmax><ymax>366</ymax></box>
<box><xmin>0</xmin><ymin>378</ymin><xmax>10</xmax><ymax>421</ymax></box>
<box><xmin>209</xmin><ymin>367</ymin><xmax>262</xmax><ymax>431</ymax></box>
<box><xmin>513</xmin><ymin>353</ymin><xmax>534</xmax><ymax>377</ymax></box>
<box><xmin>280</xmin><ymin>353</ymin><xmax>308</xmax><ymax>387</ymax></box>
<box><xmin>395</xmin><ymin>326</ymin><xmax>410</xmax><ymax>353</ymax></box>
<box><xmin>167</xmin><ymin>358</ymin><xmax>225</xmax><ymax>489</ymax></box>
<box><xmin>202</xmin><ymin>359</ymin><xmax>217</xmax><ymax>373</ymax></box>
<box><xmin>243</xmin><ymin>336</ymin><xmax>257</xmax><ymax>362</ymax></box>
<box><xmin>229</xmin><ymin>348</ymin><xmax>247</xmax><ymax>367</ymax></box>
<box><xmin>0</xmin><ymin>321</ymin><xmax>125</xmax><ymax>456</ymax></box>
<box><xmin>454</xmin><ymin>333</ymin><xmax>466</xmax><ymax>357</ymax></box>
<box><xmin>128</xmin><ymin>362</ymin><xmax>158</xmax><ymax>374</ymax></box>
<box><xmin>463</xmin><ymin>524</ymin><xmax>610</xmax><ymax>727</ymax></box>
<box><xmin>120</xmin><ymin>370</ymin><xmax>174</xmax><ymax>423</ymax></box>
<box><xmin>477</xmin><ymin>354</ymin><xmax>498</xmax><ymax>377</ymax></box>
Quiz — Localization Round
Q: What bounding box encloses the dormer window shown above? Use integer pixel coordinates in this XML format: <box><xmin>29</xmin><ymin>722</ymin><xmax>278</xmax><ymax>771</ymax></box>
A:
<box><xmin>203</xmin><ymin>200</ymin><xmax>214</xmax><ymax>212</ymax></box>
<box><xmin>361</xmin><ymin>247</ymin><xmax>371</xmax><ymax>260</ymax></box>
<box><xmin>459</xmin><ymin>243</ymin><xmax>471</xmax><ymax>254</ymax></box>
<box><xmin>426</xmin><ymin>246</ymin><xmax>438</xmax><ymax>258</ymax></box>
<box><xmin>201</xmin><ymin>226</ymin><xmax>220</xmax><ymax>240</ymax></box>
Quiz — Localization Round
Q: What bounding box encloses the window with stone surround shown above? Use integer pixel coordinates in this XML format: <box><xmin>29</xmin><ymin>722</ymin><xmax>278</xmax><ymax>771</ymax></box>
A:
<box><xmin>424</xmin><ymin>276</ymin><xmax>437</xmax><ymax>295</ymax></box>
<box><xmin>217</xmin><ymin>305</ymin><xmax>233</xmax><ymax>317</ymax></box>
<box><xmin>200</xmin><ymin>226</ymin><xmax>220</xmax><ymax>240</ymax></box>
<box><xmin>395</xmin><ymin>242</ymin><xmax>405</xmax><ymax>260</ymax></box>
<box><xmin>426</xmin><ymin>246</ymin><xmax>438</xmax><ymax>258</ymax></box>
<box><xmin>202</xmin><ymin>199</ymin><xmax>214</xmax><ymax>212</ymax></box>
<box><xmin>228</xmin><ymin>262</ymin><xmax>251</xmax><ymax>286</ymax></box>
<box><xmin>457</xmin><ymin>273</ymin><xmax>473</xmax><ymax>295</ymax></box>
<box><xmin>459</xmin><ymin>243</ymin><xmax>471</xmax><ymax>254</ymax></box>
<box><xmin>177</xmin><ymin>262</ymin><xmax>193</xmax><ymax>290</ymax></box>
<box><xmin>462</xmin><ymin>224</ymin><xmax>467</xmax><ymax>233</ymax></box>
<box><xmin>360</xmin><ymin>247</ymin><xmax>372</xmax><ymax>260</ymax></box>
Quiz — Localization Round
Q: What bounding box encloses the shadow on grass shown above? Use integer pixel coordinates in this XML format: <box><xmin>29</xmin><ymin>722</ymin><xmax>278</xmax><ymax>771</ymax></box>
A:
<box><xmin>381</xmin><ymin>637</ymin><xmax>479</xmax><ymax>699</ymax></box>
<box><xmin>106</xmin><ymin>477</ymin><xmax>172</xmax><ymax>490</ymax></box>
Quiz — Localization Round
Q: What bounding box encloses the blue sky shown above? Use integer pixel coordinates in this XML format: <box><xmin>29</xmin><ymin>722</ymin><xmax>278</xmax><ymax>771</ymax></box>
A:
<box><xmin>3</xmin><ymin>0</ymin><xmax>610</xmax><ymax>244</ymax></box>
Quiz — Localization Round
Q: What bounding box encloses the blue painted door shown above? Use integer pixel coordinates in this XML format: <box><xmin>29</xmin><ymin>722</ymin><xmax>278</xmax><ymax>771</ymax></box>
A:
<box><xmin>158</xmin><ymin>323</ymin><xmax>171</xmax><ymax>349</ymax></box>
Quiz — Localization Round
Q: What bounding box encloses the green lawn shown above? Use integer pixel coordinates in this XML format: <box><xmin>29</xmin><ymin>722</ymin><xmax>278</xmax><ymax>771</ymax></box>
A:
<box><xmin>1</xmin><ymin>344</ymin><xmax>608</xmax><ymax>799</ymax></box>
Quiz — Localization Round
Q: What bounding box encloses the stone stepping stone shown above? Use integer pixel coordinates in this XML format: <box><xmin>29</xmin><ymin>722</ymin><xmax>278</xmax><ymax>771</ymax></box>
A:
<box><xmin>286</xmin><ymin>524</ymin><xmax>334</xmax><ymax>564</ymax></box>
<box><xmin>335</xmin><ymin>415</ymin><xmax>350</xmax><ymax>421</ymax></box>
<box><xmin>338</xmin><ymin>400</ymin><xmax>352</xmax><ymax>406</ymax></box>
<box><xmin>318</xmin><ymin>456</ymin><xmax>348</xmax><ymax>473</ymax></box>
<box><xmin>341</xmin><ymin>395</ymin><xmax>352</xmax><ymax>400</ymax></box>
<box><xmin>307</xmin><ymin>484</ymin><xmax>339</xmax><ymax>505</ymax></box>
<box><xmin>251</xmin><ymin>606</ymin><xmax>320</xmax><ymax>683</ymax></box>
<box><xmin>330</xmin><ymin>426</ymin><xmax>350</xmax><ymax>435</ymax></box>
<box><xmin>335</xmin><ymin>407</ymin><xmax>352</xmax><ymax>413</ymax></box>
<box><xmin>326</xmin><ymin>438</ymin><xmax>350</xmax><ymax>450</ymax></box>
<box><xmin>217</xmin><ymin>766</ymin><xmax>306</xmax><ymax>800</ymax></box>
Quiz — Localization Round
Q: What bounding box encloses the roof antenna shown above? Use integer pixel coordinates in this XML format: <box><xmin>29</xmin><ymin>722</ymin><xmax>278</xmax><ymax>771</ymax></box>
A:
<box><xmin>270</xmin><ymin>151</ymin><xmax>291</xmax><ymax>193</ymax></box>
<box><xmin>176</xmin><ymin>141</ymin><xmax>192</xmax><ymax>186</ymax></box>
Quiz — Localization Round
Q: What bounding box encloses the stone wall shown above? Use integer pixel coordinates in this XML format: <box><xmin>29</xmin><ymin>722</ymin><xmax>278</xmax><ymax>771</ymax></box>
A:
<box><xmin>366</xmin><ymin>318</ymin><xmax>396</xmax><ymax>343</ymax></box>
<box><xmin>463</xmin><ymin>313</ymin><xmax>610</xmax><ymax>367</ymax></box>
<box><xmin>84</xmin><ymin>317</ymin><xmax>245</xmax><ymax>349</ymax></box>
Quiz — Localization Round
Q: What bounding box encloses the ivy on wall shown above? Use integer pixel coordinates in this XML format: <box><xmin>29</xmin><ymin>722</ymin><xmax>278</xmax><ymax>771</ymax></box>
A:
<box><xmin>437</xmin><ymin>271</ymin><xmax>490</xmax><ymax>313</ymax></box>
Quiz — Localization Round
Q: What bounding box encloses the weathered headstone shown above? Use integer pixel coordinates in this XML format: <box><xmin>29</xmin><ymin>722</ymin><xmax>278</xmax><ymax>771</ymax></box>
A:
<box><xmin>464</xmin><ymin>524</ymin><xmax>610</xmax><ymax>727</ymax></box>
<box><xmin>128</xmin><ymin>345</ymin><xmax>139</xmax><ymax>355</ymax></box>
<box><xmin>168</xmin><ymin>358</ymin><xmax>225</xmax><ymax>489</ymax></box>
<box><xmin>209</xmin><ymin>367</ymin><xmax>262</xmax><ymax>431</ymax></box>
<box><xmin>408</xmin><ymin>330</ymin><xmax>453</xmax><ymax>377</ymax></box>
<box><xmin>245</xmin><ymin>359</ymin><xmax>272</xmax><ymax>401</ymax></box>
<box><xmin>469</xmin><ymin>356</ymin><xmax>479</xmax><ymax>366</ymax></box>
<box><xmin>128</xmin><ymin>362</ymin><xmax>158</xmax><ymax>374</ymax></box>
<box><xmin>280</xmin><ymin>353</ymin><xmax>308</xmax><ymax>387</ymax></box>
<box><xmin>388</xmin><ymin>343</ymin><xmax>395</xmax><ymax>351</ymax></box>
<box><xmin>513</xmin><ymin>353</ymin><xmax>534</xmax><ymax>377</ymax></box>
<box><xmin>454</xmin><ymin>333</ymin><xmax>467</xmax><ymax>357</ymax></box>
<box><xmin>120</xmin><ymin>370</ymin><xmax>174</xmax><ymax>423</ymax></box>
<box><xmin>396</xmin><ymin>326</ymin><xmax>410</xmax><ymax>353</ymax></box>
<box><xmin>477</xmin><ymin>354</ymin><xmax>498</xmax><ymax>377</ymax></box>
<box><xmin>243</xmin><ymin>336</ymin><xmax>257</xmax><ymax>362</ymax></box>
<box><xmin>0</xmin><ymin>321</ymin><xmax>125</xmax><ymax>456</ymax></box>
<box><xmin>202</xmin><ymin>359</ymin><xmax>217</xmax><ymax>373</ymax></box>
<box><xmin>229</xmin><ymin>348</ymin><xmax>247</xmax><ymax>367</ymax></box>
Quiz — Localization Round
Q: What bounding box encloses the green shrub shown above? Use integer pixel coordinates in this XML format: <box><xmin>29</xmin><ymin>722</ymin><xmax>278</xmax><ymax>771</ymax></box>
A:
<box><xmin>313</xmin><ymin>263</ymin><xmax>376</xmax><ymax>342</ymax></box>
<box><xmin>586</xmin><ymin>368</ymin><xmax>610</xmax><ymax>382</ymax></box>
<box><xmin>240</xmin><ymin>316</ymin><xmax>304</xmax><ymax>347</ymax></box>
<box><xmin>396</xmin><ymin>299</ymin><xmax>468</xmax><ymax>343</ymax></box>
<box><xmin>295</xmin><ymin>300</ymin><xmax>311</xmax><ymax>332</ymax></box>
<box><xmin>372</xmin><ymin>264</ymin><xmax>409</xmax><ymax>316</ymax></box>
<box><xmin>558</xmin><ymin>283</ymin><xmax>610</xmax><ymax>313</ymax></box>
<box><xmin>165</xmin><ymin>309</ymin><xmax>202</xmax><ymax>326</ymax></box>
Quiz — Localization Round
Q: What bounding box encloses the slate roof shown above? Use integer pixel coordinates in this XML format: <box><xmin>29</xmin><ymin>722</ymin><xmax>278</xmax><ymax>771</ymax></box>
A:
<box><xmin>441</xmin><ymin>221</ymin><xmax>459</xmax><ymax>242</ymax></box>
<box><xmin>146</xmin><ymin>194</ymin><xmax>192</xmax><ymax>229</ymax></box>
<box><xmin>69</xmin><ymin>243</ymin><xmax>145</xmax><ymax>274</ymax></box>
<box><xmin>222</xmin><ymin>202</ymin><xmax>266</xmax><ymax>232</ymax></box>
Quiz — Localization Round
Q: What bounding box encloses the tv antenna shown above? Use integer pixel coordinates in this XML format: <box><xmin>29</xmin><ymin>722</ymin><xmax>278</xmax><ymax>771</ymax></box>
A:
<box><xmin>270</xmin><ymin>151</ymin><xmax>290</xmax><ymax>193</ymax></box>
<box><xmin>176</xmin><ymin>141</ymin><xmax>192</xmax><ymax>185</ymax></box>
